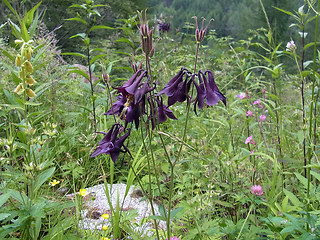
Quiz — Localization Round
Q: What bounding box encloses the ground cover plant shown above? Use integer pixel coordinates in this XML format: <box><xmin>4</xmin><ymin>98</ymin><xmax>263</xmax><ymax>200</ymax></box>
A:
<box><xmin>0</xmin><ymin>0</ymin><xmax>320</xmax><ymax>239</ymax></box>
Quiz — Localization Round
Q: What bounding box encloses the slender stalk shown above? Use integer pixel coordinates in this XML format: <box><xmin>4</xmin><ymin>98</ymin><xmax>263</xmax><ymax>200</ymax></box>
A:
<box><xmin>293</xmin><ymin>51</ymin><xmax>306</xmax><ymax>177</ymax></box>
<box><xmin>236</xmin><ymin>204</ymin><xmax>253</xmax><ymax>240</ymax></box>
<box><xmin>87</xmin><ymin>44</ymin><xmax>97</xmax><ymax>132</ymax></box>
<box><xmin>194</xmin><ymin>43</ymin><xmax>200</xmax><ymax>73</ymax></box>
<box><xmin>307</xmin><ymin>0</ymin><xmax>320</xmax><ymax>198</ymax></box>
<box><xmin>139</xmin><ymin>126</ymin><xmax>160</xmax><ymax>239</ymax></box>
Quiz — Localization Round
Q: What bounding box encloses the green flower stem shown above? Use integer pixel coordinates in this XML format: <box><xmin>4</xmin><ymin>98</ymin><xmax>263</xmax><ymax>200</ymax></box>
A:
<box><xmin>86</xmin><ymin>44</ymin><xmax>97</xmax><ymax>133</ymax></box>
<box><xmin>139</xmin><ymin>125</ymin><xmax>160</xmax><ymax>240</ymax></box>
<box><xmin>236</xmin><ymin>204</ymin><xmax>253</xmax><ymax>240</ymax></box>
<box><xmin>307</xmin><ymin>0</ymin><xmax>320</xmax><ymax>199</ymax></box>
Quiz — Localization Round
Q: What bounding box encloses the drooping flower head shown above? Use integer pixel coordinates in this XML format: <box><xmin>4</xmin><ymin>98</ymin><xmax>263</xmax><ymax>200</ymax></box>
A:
<box><xmin>90</xmin><ymin>124</ymin><xmax>131</xmax><ymax>163</ymax></box>
<box><xmin>157</xmin><ymin>68</ymin><xmax>192</xmax><ymax>106</ymax></box>
<box><xmin>149</xmin><ymin>96</ymin><xmax>177</xmax><ymax>129</ymax></box>
<box><xmin>251</xmin><ymin>185</ymin><xmax>264</xmax><ymax>196</ymax></box>
<box><xmin>105</xmin><ymin>69</ymin><xmax>154</xmax><ymax>129</ymax></box>
<box><xmin>158</xmin><ymin>68</ymin><xmax>226</xmax><ymax>114</ymax></box>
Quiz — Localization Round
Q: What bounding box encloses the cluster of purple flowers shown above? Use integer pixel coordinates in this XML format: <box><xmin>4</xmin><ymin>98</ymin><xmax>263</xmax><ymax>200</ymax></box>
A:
<box><xmin>158</xmin><ymin>68</ymin><xmax>226</xmax><ymax>114</ymax></box>
<box><xmin>90</xmin><ymin>68</ymin><xmax>226</xmax><ymax>162</ymax></box>
<box><xmin>159</xmin><ymin>22</ymin><xmax>170</xmax><ymax>32</ymax></box>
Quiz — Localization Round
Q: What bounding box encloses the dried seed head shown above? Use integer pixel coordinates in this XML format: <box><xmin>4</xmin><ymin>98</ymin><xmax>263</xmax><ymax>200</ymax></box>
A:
<box><xmin>193</xmin><ymin>16</ymin><xmax>214</xmax><ymax>43</ymax></box>
<box><xmin>24</xmin><ymin>61</ymin><xmax>33</xmax><ymax>73</ymax></box>
<box><xmin>26</xmin><ymin>88</ymin><xmax>36</xmax><ymax>98</ymax></box>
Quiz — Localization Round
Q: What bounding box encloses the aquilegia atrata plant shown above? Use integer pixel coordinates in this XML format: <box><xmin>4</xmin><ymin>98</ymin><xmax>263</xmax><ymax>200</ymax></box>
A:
<box><xmin>90</xmin><ymin>13</ymin><xmax>226</xmax><ymax>239</ymax></box>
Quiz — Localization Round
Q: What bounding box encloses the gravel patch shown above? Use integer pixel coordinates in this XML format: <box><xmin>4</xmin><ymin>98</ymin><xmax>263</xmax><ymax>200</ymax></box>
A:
<box><xmin>71</xmin><ymin>184</ymin><xmax>166</xmax><ymax>235</ymax></box>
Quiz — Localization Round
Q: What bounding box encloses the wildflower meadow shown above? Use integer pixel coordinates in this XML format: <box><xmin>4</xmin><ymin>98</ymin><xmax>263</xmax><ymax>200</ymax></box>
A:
<box><xmin>0</xmin><ymin>0</ymin><xmax>320</xmax><ymax>239</ymax></box>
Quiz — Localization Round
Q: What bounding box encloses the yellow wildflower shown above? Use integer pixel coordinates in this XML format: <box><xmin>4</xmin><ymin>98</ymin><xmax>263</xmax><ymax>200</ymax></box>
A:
<box><xmin>101</xmin><ymin>237</ymin><xmax>110</xmax><ymax>240</ymax></box>
<box><xmin>49</xmin><ymin>179</ymin><xmax>60</xmax><ymax>186</ymax></box>
<box><xmin>101</xmin><ymin>213</ymin><xmax>109</xmax><ymax>219</ymax></box>
<box><xmin>79</xmin><ymin>189</ymin><xmax>87</xmax><ymax>196</ymax></box>
<box><xmin>102</xmin><ymin>225</ymin><xmax>108</xmax><ymax>231</ymax></box>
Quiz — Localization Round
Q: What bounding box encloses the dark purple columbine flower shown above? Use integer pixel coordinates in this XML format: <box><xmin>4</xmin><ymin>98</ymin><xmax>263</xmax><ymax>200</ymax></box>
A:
<box><xmin>192</xmin><ymin>70</ymin><xmax>226</xmax><ymax>114</ymax></box>
<box><xmin>149</xmin><ymin>96</ymin><xmax>177</xmax><ymax>129</ymax></box>
<box><xmin>90</xmin><ymin>124</ymin><xmax>130</xmax><ymax>163</ymax></box>
<box><xmin>157</xmin><ymin>68</ymin><xmax>192</xmax><ymax>106</ymax></box>
<box><xmin>105</xmin><ymin>69</ymin><xmax>154</xmax><ymax>129</ymax></box>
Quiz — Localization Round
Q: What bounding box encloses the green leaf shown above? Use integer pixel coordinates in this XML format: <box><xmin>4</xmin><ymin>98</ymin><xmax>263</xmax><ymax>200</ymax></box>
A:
<box><xmin>2</xmin><ymin>0</ymin><xmax>19</xmax><ymax>19</ymax></box>
<box><xmin>0</xmin><ymin>47</ymin><xmax>15</xmax><ymax>62</ymax></box>
<box><xmin>116</xmin><ymin>38</ymin><xmax>134</xmax><ymax>48</ymax></box>
<box><xmin>28</xmin><ymin>10</ymin><xmax>39</xmax><ymax>38</ymax></box>
<box><xmin>61</xmin><ymin>52</ymin><xmax>87</xmax><ymax>59</ymax></box>
<box><xmin>8</xmin><ymin>19</ymin><xmax>21</xmax><ymax>39</ymax></box>
<box><xmin>92</xmin><ymin>4</ymin><xmax>107</xmax><ymax>7</ymax></box>
<box><xmin>70</xmin><ymin>33</ymin><xmax>86</xmax><ymax>39</ymax></box>
<box><xmin>89</xmin><ymin>25</ymin><xmax>114</xmax><ymax>32</ymax></box>
<box><xmin>90</xmin><ymin>54</ymin><xmax>107</xmax><ymax>65</ymax></box>
<box><xmin>34</xmin><ymin>167</ymin><xmax>55</xmax><ymax>192</ymax></box>
<box><xmin>310</xmin><ymin>171</ymin><xmax>320</xmax><ymax>181</ymax></box>
<box><xmin>294</xmin><ymin>172</ymin><xmax>309</xmax><ymax>190</ymax></box>
<box><xmin>283</xmin><ymin>188</ymin><xmax>302</xmax><ymax>207</ymax></box>
<box><xmin>69</xmin><ymin>69</ymin><xmax>89</xmax><ymax>80</ymax></box>
<box><xmin>273</xmin><ymin>7</ymin><xmax>294</xmax><ymax>16</ymax></box>
<box><xmin>214</xmin><ymin>200</ymin><xmax>234</xmax><ymax>208</ymax></box>
<box><xmin>0</xmin><ymin>213</ymin><xmax>11</xmax><ymax>221</ymax></box>
<box><xmin>304</xmin><ymin>42</ymin><xmax>320</xmax><ymax>51</ymax></box>
<box><xmin>20</xmin><ymin>20</ymin><xmax>30</xmax><ymax>41</ymax></box>
<box><xmin>0</xmin><ymin>193</ymin><xmax>11</xmax><ymax>208</ymax></box>
<box><xmin>23</xmin><ymin>1</ymin><xmax>42</xmax><ymax>29</ymax></box>
<box><xmin>8</xmin><ymin>189</ymin><xmax>29</xmax><ymax>204</ymax></box>
<box><xmin>66</xmin><ymin>17</ymin><xmax>87</xmax><ymax>25</ymax></box>
<box><xmin>115</xmin><ymin>51</ymin><xmax>132</xmax><ymax>56</ymax></box>
<box><xmin>170</xmin><ymin>207</ymin><xmax>183</xmax><ymax>219</ymax></box>
<box><xmin>24</xmin><ymin>101</ymin><xmax>42</xmax><ymax>106</ymax></box>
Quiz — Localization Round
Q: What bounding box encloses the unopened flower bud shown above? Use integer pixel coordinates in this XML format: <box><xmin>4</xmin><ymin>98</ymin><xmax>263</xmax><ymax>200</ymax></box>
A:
<box><xmin>19</xmin><ymin>70</ymin><xmax>25</xmax><ymax>79</ymax></box>
<box><xmin>150</xmin><ymin>47</ymin><xmax>155</xmax><ymax>57</ymax></box>
<box><xmin>102</xmin><ymin>73</ymin><xmax>109</xmax><ymax>84</ymax></box>
<box><xmin>24</xmin><ymin>61</ymin><xmax>33</xmax><ymax>73</ymax></box>
<box><xmin>14</xmin><ymin>39</ymin><xmax>23</xmax><ymax>44</ymax></box>
<box><xmin>26</xmin><ymin>48</ymin><xmax>32</xmax><ymax>60</ymax></box>
<box><xmin>15</xmin><ymin>55</ymin><xmax>22</xmax><ymax>67</ymax></box>
<box><xmin>14</xmin><ymin>83</ymin><xmax>23</xmax><ymax>95</ymax></box>
<box><xmin>25</xmin><ymin>75</ymin><xmax>36</xmax><ymax>86</ymax></box>
<box><xmin>26</xmin><ymin>88</ymin><xmax>36</xmax><ymax>98</ymax></box>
